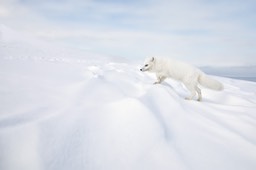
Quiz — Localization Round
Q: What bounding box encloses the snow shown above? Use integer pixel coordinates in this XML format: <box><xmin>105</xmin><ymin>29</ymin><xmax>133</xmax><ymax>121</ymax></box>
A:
<box><xmin>1</xmin><ymin>26</ymin><xmax>256</xmax><ymax>170</ymax></box>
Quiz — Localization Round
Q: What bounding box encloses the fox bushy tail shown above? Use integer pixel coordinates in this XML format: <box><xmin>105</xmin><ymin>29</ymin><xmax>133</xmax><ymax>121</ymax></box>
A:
<box><xmin>199</xmin><ymin>74</ymin><xmax>223</xmax><ymax>91</ymax></box>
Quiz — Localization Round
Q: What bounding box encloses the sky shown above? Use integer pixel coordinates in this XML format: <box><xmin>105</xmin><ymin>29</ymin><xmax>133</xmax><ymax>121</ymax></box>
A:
<box><xmin>0</xmin><ymin>0</ymin><xmax>256</xmax><ymax>66</ymax></box>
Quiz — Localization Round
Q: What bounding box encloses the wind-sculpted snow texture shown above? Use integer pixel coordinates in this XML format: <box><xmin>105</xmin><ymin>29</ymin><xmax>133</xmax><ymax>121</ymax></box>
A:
<box><xmin>1</xmin><ymin>26</ymin><xmax>256</xmax><ymax>170</ymax></box>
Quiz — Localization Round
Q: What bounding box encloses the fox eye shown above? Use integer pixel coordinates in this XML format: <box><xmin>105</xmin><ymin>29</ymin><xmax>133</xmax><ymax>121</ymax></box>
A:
<box><xmin>145</xmin><ymin>64</ymin><xmax>148</xmax><ymax>67</ymax></box>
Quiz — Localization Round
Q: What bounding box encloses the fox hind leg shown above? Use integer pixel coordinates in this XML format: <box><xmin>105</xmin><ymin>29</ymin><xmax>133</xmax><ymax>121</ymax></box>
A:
<box><xmin>185</xmin><ymin>89</ymin><xmax>197</xmax><ymax>100</ymax></box>
<box><xmin>184</xmin><ymin>83</ymin><xmax>201</xmax><ymax>101</ymax></box>
<box><xmin>195</xmin><ymin>86</ymin><xmax>202</xmax><ymax>101</ymax></box>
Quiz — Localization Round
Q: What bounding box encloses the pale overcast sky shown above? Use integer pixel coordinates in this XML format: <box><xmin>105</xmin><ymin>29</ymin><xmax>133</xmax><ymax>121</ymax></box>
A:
<box><xmin>0</xmin><ymin>0</ymin><xmax>256</xmax><ymax>66</ymax></box>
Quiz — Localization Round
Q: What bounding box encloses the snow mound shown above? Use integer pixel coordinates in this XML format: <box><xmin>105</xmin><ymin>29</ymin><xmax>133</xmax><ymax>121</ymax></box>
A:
<box><xmin>0</xmin><ymin>25</ymin><xmax>256</xmax><ymax>170</ymax></box>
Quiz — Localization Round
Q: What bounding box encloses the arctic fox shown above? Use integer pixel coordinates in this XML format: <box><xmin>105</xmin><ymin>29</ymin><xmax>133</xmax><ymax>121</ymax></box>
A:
<box><xmin>140</xmin><ymin>57</ymin><xmax>223</xmax><ymax>101</ymax></box>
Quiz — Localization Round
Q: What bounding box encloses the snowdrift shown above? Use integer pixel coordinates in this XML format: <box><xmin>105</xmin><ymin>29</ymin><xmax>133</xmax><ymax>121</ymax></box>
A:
<box><xmin>1</xmin><ymin>26</ymin><xmax>256</xmax><ymax>170</ymax></box>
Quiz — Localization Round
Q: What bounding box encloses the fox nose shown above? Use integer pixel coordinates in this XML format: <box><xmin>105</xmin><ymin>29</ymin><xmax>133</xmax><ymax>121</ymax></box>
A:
<box><xmin>140</xmin><ymin>68</ymin><xmax>143</xmax><ymax>71</ymax></box>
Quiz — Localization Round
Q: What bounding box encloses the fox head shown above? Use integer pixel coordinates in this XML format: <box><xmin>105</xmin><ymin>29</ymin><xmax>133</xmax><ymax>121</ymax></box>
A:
<box><xmin>140</xmin><ymin>57</ymin><xmax>155</xmax><ymax>72</ymax></box>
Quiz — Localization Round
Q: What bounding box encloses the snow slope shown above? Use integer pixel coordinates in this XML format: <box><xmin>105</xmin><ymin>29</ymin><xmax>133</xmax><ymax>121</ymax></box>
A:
<box><xmin>1</xmin><ymin>26</ymin><xmax>256</xmax><ymax>170</ymax></box>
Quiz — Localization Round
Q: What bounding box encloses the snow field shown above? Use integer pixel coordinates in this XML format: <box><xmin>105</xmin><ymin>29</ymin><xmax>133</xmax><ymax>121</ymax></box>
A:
<box><xmin>1</xmin><ymin>25</ymin><xmax>256</xmax><ymax>170</ymax></box>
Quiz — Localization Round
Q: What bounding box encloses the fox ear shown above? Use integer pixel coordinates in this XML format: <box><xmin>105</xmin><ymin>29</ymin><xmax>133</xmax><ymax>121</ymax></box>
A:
<box><xmin>151</xmin><ymin>57</ymin><xmax>155</xmax><ymax>62</ymax></box>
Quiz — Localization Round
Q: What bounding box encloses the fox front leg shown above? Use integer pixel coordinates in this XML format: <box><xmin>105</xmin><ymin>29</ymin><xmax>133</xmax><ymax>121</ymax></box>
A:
<box><xmin>154</xmin><ymin>75</ymin><xmax>166</xmax><ymax>84</ymax></box>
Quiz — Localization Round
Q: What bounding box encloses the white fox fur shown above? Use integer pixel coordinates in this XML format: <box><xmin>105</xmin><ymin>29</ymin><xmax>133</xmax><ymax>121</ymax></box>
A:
<box><xmin>140</xmin><ymin>57</ymin><xmax>223</xmax><ymax>101</ymax></box>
